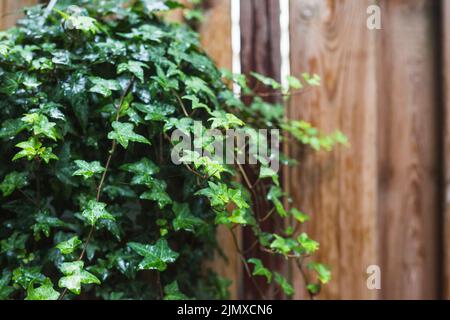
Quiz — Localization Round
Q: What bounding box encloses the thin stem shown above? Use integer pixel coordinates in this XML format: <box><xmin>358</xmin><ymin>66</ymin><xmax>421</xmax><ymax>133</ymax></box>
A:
<box><xmin>173</xmin><ymin>91</ymin><xmax>189</xmax><ymax>117</ymax></box>
<box><xmin>295</xmin><ymin>258</ymin><xmax>315</xmax><ymax>300</ymax></box>
<box><xmin>229</xmin><ymin>228</ymin><xmax>267</xmax><ymax>300</ymax></box>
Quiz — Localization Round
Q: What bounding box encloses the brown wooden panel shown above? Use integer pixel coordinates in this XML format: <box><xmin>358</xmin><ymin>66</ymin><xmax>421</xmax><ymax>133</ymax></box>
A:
<box><xmin>288</xmin><ymin>0</ymin><xmax>378</xmax><ymax>299</ymax></box>
<box><xmin>442</xmin><ymin>0</ymin><xmax>450</xmax><ymax>300</ymax></box>
<box><xmin>377</xmin><ymin>0</ymin><xmax>439</xmax><ymax>299</ymax></box>
<box><xmin>0</xmin><ymin>0</ymin><xmax>36</xmax><ymax>30</ymax></box>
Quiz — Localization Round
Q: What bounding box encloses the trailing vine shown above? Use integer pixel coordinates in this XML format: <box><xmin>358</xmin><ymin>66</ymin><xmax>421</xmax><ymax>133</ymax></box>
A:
<box><xmin>0</xmin><ymin>0</ymin><xmax>347</xmax><ymax>300</ymax></box>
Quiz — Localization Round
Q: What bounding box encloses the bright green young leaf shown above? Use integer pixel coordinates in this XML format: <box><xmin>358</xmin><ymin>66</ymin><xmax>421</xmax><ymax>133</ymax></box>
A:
<box><xmin>297</xmin><ymin>233</ymin><xmax>319</xmax><ymax>254</ymax></box>
<box><xmin>248</xmin><ymin>258</ymin><xmax>272</xmax><ymax>283</ymax></box>
<box><xmin>56</xmin><ymin>236</ymin><xmax>82</xmax><ymax>255</ymax></box>
<box><xmin>308</xmin><ymin>262</ymin><xmax>332</xmax><ymax>284</ymax></box>
<box><xmin>290</xmin><ymin>208</ymin><xmax>310</xmax><ymax>223</ymax></box>
<box><xmin>250</xmin><ymin>72</ymin><xmax>282</xmax><ymax>90</ymax></box>
<box><xmin>274</xmin><ymin>272</ymin><xmax>294</xmax><ymax>296</ymax></box>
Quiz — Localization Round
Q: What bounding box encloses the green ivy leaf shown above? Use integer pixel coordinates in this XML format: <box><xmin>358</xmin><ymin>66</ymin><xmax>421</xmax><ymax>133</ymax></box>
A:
<box><xmin>251</xmin><ymin>72</ymin><xmax>282</xmax><ymax>90</ymax></box>
<box><xmin>248</xmin><ymin>258</ymin><xmax>272</xmax><ymax>283</ymax></box>
<box><xmin>81</xmin><ymin>200</ymin><xmax>115</xmax><ymax>226</ymax></box>
<box><xmin>89</xmin><ymin>77</ymin><xmax>121</xmax><ymax>97</ymax></box>
<box><xmin>58</xmin><ymin>261</ymin><xmax>101</xmax><ymax>295</ymax></box>
<box><xmin>308</xmin><ymin>262</ymin><xmax>331</xmax><ymax>284</ymax></box>
<box><xmin>297</xmin><ymin>233</ymin><xmax>319</xmax><ymax>255</ymax></box>
<box><xmin>290</xmin><ymin>208</ymin><xmax>310</xmax><ymax>223</ymax></box>
<box><xmin>164</xmin><ymin>281</ymin><xmax>188</xmax><ymax>300</ymax></box>
<box><xmin>172</xmin><ymin>202</ymin><xmax>203</xmax><ymax>232</ymax></box>
<box><xmin>12</xmin><ymin>137</ymin><xmax>59</xmax><ymax>163</ymax></box>
<box><xmin>120</xmin><ymin>158</ymin><xmax>160</xmax><ymax>176</ymax></box>
<box><xmin>274</xmin><ymin>272</ymin><xmax>294</xmax><ymax>296</ymax></box>
<box><xmin>133</xmin><ymin>102</ymin><xmax>176</xmax><ymax>121</ymax></box>
<box><xmin>56</xmin><ymin>236</ymin><xmax>82</xmax><ymax>255</ymax></box>
<box><xmin>128</xmin><ymin>239</ymin><xmax>179</xmax><ymax>271</ymax></box>
<box><xmin>108</xmin><ymin>121</ymin><xmax>151</xmax><ymax>149</ymax></box>
<box><xmin>72</xmin><ymin>160</ymin><xmax>105</xmax><ymax>180</ymax></box>
<box><xmin>25</xmin><ymin>278</ymin><xmax>59</xmax><ymax>300</ymax></box>
<box><xmin>208</xmin><ymin>110</ymin><xmax>244</xmax><ymax>130</ymax></box>
<box><xmin>0</xmin><ymin>171</ymin><xmax>28</xmax><ymax>197</ymax></box>
<box><xmin>117</xmin><ymin>61</ymin><xmax>148</xmax><ymax>83</ymax></box>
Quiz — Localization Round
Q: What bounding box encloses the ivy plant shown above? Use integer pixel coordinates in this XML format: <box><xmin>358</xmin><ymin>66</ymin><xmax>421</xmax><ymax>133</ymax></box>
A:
<box><xmin>0</xmin><ymin>0</ymin><xmax>347</xmax><ymax>300</ymax></box>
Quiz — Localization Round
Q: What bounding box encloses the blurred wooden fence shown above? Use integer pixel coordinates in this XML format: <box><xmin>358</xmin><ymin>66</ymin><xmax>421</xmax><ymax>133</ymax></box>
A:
<box><xmin>2</xmin><ymin>0</ymin><xmax>449</xmax><ymax>300</ymax></box>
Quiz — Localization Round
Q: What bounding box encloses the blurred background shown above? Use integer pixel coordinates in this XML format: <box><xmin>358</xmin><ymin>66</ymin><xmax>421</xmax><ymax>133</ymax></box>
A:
<box><xmin>1</xmin><ymin>0</ymin><xmax>449</xmax><ymax>300</ymax></box>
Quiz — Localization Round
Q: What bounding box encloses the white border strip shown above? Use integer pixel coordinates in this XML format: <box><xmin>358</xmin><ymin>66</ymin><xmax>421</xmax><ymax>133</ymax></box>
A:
<box><xmin>280</xmin><ymin>0</ymin><xmax>291</xmax><ymax>87</ymax></box>
<box><xmin>231</xmin><ymin>0</ymin><xmax>241</xmax><ymax>95</ymax></box>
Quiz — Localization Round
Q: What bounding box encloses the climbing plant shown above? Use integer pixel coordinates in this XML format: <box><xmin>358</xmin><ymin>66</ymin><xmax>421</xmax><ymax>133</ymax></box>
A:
<box><xmin>0</xmin><ymin>0</ymin><xmax>347</xmax><ymax>300</ymax></box>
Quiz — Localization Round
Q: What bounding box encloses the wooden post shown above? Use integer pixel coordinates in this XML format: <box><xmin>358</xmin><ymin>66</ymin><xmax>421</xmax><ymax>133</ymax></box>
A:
<box><xmin>288</xmin><ymin>0</ymin><xmax>379</xmax><ymax>299</ymax></box>
<box><xmin>377</xmin><ymin>0</ymin><xmax>440</xmax><ymax>299</ymax></box>
<box><xmin>442</xmin><ymin>0</ymin><xmax>450</xmax><ymax>300</ymax></box>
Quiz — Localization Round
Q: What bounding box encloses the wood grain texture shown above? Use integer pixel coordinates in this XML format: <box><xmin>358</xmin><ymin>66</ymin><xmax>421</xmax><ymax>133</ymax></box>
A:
<box><xmin>0</xmin><ymin>0</ymin><xmax>36</xmax><ymax>30</ymax></box>
<box><xmin>377</xmin><ymin>0</ymin><xmax>439</xmax><ymax>299</ymax></box>
<box><xmin>442</xmin><ymin>0</ymin><xmax>450</xmax><ymax>300</ymax></box>
<box><xmin>240</xmin><ymin>0</ymin><xmax>283</xmax><ymax>300</ymax></box>
<box><xmin>288</xmin><ymin>0</ymin><xmax>378</xmax><ymax>299</ymax></box>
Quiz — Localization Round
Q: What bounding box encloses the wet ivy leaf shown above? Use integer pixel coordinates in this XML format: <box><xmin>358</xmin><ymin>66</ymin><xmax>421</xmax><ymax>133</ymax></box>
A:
<box><xmin>117</xmin><ymin>61</ymin><xmax>148</xmax><ymax>83</ymax></box>
<box><xmin>251</xmin><ymin>72</ymin><xmax>282</xmax><ymax>90</ymax></box>
<box><xmin>307</xmin><ymin>262</ymin><xmax>331</xmax><ymax>284</ymax></box>
<box><xmin>56</xmin><ymin>236</ymin><xmax>82</xmax><ymax>255</ymax></box>
<box><xmin>72</xmin><ymin>160</ymin><xmax>105</xmax><ymax>180</ymax></box>
<box><xmin>0</xmin><ymin>118</ymin><xmax>27</xmax><ymax>139</ymax></box>
<box><xmin>297</xmin><ymin>233</ymin><xmax>319</xmax><ymax>255</ymax></box>
<box><xmin>12</xmin><ymin>267</ymin><xmax>45</xmax><ymax>289</ymax></box>
<box><xmin>120</xmin><ymin>158</ymin><xmax>159</xmax><ymax>176</ymax></box>
<box><xmin>58</xmin><ymin>261</ymin><xmax>101</xmax><ymax>295</ymax></box>
<box><xmin>172</xmin><ymin>202</ymin><xmax>203</xmax><ymax>232</ymax></box>
<box><xmin>290</xmin><ymin>208</ymin><xmax>310</xmax><ymax>223</ymax></box>
<box><xmin>248</xmin><ymin>258</ymin><xmax>272</xmax><ymax>283</ymax></box>
<box><xmin>89</xmin><ymin>77</ymin><xmax>121</xmax><ymax>97</ymax></box>
<box><xmin>108</xmin><ymin>121</ymin><xmax>151</xmax><ymax>149</ymax></box>
<box><xmin>274</xmin><ymin>272</ymin><xmax>294</xmax><ymax>296</ymax></box>
<box><xmin>25</xmin><ymin>278</ymin><xmax>59</xmax><ymax>300</ymax></box>
<box><xmin>128</xmin><ymin>239</ymin><xmax>179</xmax><ymax>271</ymax></box>
<box><xmin>133</xmin><ymin>102</ymin><xmax>175</xmax><ymax>121</ymax></box>
<box><xmin>164</xmin><ymin>281</ymin><xmax>188</xmax><ymax>300</ymax></box>
<box><xmin>82</xmin><ymin>200</ymin><xmax>115</xmax><ymax>226</ymax></box>
<box><xmin>0</xmin><ymin>171</ymin><xmax>28</xmax><ymax>197</ymax></box>
<box><xmin>208</xmin><ymin>110</ymin><xmax>244</xmax><ymax>130</ymax></box>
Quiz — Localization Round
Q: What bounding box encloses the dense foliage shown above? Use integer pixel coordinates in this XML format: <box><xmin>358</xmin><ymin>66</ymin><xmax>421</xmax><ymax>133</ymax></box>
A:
<box><xmin>0</xmin><ymin>0</ymin><xmax>347</xmax><ymax>300</ymax></box>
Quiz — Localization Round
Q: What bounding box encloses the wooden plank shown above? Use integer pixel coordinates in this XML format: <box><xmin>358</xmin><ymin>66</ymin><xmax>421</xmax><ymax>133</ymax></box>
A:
<box><xmin>240</xmin><ymin>0</ymin><xmax>282</xmax><ymax>300</ymax></box>
<box><xmin>197</xmin><ymin>0</ymin><xmax>241</xmax><ymax>300</ymax></box>
<box><xmin>0</xmin><ymin>0</ymin><xmax>36</xmax><ymax>30</ymax></box>
<box><xmin>442</xmin><ymin>0</ymin><xmax>450</xmax><ymax>300</ymax></box>
<box><xmin>288</xmin><ymin>0</ymin><xmax>378</xmax><ymax>299</ymax></box>
<box><xmin>377</xmin><ymin>0</ymin><xmax>439</xmax><ymax>299</ymax></box>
